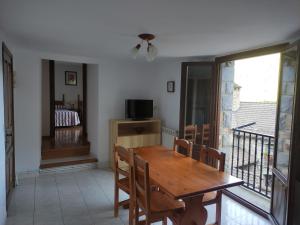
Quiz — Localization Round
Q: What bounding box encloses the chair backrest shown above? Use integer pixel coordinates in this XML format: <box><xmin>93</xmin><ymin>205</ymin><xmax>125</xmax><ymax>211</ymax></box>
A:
<box><xmin>200</xmin><ymin>124</ymin><xmax>210</xmax><ymax>145</ymax></box>
<box><xmin>114</xmin><ymin>145</ymin><xmax>130</xmax><ymax>178</ymax></box>
<box><xmin>184</xmin><ymin>125</ymin><xmax>197</xmax><ymax>143</ymax></box>
<box><xmin>173</xmin><ymin>137</ymin><xmax>193</xmax><ymax>157</ymax></box>
<box><xmin>132</xmin><ymin>153</ymin><xmax>151</xmax><ymax>214</ymax></box>
<box><xmin>199</xmin><ymin>146</ymin><xmax>225</xmax><ymax>172</ymax></box>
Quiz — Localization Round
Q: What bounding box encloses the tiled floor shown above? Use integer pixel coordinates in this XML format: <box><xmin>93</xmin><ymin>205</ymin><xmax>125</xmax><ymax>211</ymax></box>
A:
<box><xmin>6</xmin><ymin>169</ymin><xmax>271</xmax><ymax>225</ymax></box>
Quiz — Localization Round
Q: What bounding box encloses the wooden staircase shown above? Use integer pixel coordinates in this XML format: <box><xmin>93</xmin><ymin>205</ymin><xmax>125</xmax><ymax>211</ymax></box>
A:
<box><xmin>41</xmin><ymin>137</ymin><xmax>97</xmax><ymax>169</ymax></box>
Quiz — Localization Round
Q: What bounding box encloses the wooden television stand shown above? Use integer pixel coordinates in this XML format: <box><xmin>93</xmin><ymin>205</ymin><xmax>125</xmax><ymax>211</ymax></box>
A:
<box><xmin>109</xmin><ymin>119</ymin><xmax>161</xmax><ymax>168</ymax></box>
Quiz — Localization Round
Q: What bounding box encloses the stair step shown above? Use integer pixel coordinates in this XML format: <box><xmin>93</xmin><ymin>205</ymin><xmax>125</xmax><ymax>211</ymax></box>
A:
<box><xmin>42</xmin><ymin>143</ymin><xmax>90</xmax><ymax>160</ymax></box>
<box><xmin>40</xmin><ymin>155</ymin><xmax>97</xmax><ymax>169</ymax></box>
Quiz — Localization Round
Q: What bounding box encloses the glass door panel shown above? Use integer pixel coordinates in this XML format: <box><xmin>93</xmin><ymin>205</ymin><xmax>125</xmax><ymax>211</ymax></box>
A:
<box><xmin>275</xmin><ymin>46</ymin><xmax>297</xmax><ymax>178</ymax></box>
<box><xmin>179</xmin><ymin>62</ymin><xmax>218</xmax><ymax>154</ymax></box>
<box><xmin>271</xmin><ymin>44</ymin><xmax>299</xmax><ymax>225</ymax></box>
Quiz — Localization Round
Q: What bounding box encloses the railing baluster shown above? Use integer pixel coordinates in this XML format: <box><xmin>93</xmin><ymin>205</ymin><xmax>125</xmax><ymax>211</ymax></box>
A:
<box><xmin>247</xmin><ymin>133</ymin><xmax>251</xmax><ymax>187</ymax></box>
<box><xmin>266</xmin><ymin>137</ymin><xmax>271</xmax><ymax>196</ymax></box>
<box><xmin>253</xmin><ymin>134</ymin><xmax>258</xmax><ymax>190</ymax></box>
<box><xmin>241</xmin><ymin>132</ymin><xmax>246</xmax><ymax>180</ymax></box>
<box><xmin>236</xmin><ymin>131</ymin><xmax>241</xmax><ymax>178</ymax></box>
<box><xmin>259</xmin><ymin>136</ymin><xmax>264</xmax><ymax>193</ymax></box>
<box><xmin>230</xmin><ymin>128</ymin><xmax>273</xmax><ymax>198</ymax></box>
<box><xmin>231</xmin><ymin>130</ymin><xmax>235</xmax><ymax>175</ymax></box>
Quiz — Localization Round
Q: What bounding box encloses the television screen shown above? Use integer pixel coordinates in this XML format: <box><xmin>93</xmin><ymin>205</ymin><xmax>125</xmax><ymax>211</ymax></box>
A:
<box><xmin>125</xmin><ymin>99</ymin><xmax>153</xmax><ymax>120</ymax></box>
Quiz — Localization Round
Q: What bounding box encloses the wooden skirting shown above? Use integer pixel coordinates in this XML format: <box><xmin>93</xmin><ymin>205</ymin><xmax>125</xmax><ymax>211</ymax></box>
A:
<box><xmin>42</xmin><ymin>144</ymin><xmax>90</xmax><ymax>160</ymax></box>
<box><xmin>40</xmin><ymin>156</ymin><xmax>97</xmax><ymax>169</ymax></box>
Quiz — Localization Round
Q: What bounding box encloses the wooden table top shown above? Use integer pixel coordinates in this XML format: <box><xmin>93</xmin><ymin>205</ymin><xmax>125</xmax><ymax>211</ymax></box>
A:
<box><xmin>135</xmin><ymin>145</ymin><xmax>243</xmax><ymax>199</ymax></box>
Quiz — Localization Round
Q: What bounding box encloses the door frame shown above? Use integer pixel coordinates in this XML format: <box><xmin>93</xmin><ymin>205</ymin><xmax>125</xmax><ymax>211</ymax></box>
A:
<box><xmin>286</xmin><ymin>40</ymin><xmax>300</xmax><ymax>225</ymax></box>
<box><xmin>2</xmin><ymin>42</ymin><xmax>15</xmax><ymax>207</ymax></box>
<box><xmin>49</xmin><ymin>61</ymin><xmax>87</xmax><ymax>137</ymax></box>
<box><xmin>179</xmin><ymin>61</ymin><xmax>220</xmax><ymax>149</ymax></box>
<box><xmin>214</xmin><ymin>43</ymin><xmax>289</xmax><ymax>220</ymax></box>
<box><xmin>269</xmin><ymin>40</ymin><xmax>300</xmax><ymax>225</ymax></box>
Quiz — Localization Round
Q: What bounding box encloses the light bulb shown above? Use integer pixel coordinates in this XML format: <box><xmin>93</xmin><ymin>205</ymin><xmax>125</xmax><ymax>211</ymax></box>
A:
<box><xmin>131</xmin><ymin>44</ymin><xmax>141</xmax><ymax>59</ymax></box>
<box><xmin>146</xmin><ymin>43</ymin><xmax>158</xmax><ymax>62</ymax></box>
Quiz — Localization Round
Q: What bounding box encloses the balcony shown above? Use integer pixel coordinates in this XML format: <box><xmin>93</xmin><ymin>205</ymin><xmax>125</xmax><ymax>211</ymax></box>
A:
<box><xmin>228</xmin><ymin>127</ymin><xmax>274</xmax><ymax>211</ymax></box>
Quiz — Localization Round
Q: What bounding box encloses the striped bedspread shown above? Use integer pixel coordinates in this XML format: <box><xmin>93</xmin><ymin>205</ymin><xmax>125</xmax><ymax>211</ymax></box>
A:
<box><xmin>55</xmin><ymin>109</ymin><xmax>80</xmax><ymax>127</ymax></box>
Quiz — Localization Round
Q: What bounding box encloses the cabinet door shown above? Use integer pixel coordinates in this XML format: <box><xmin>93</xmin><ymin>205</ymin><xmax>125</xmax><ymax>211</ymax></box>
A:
<box><xmin>271</xmin><ymin>44</ymin><xmax>299</xmax><ymax>225</ymax></box>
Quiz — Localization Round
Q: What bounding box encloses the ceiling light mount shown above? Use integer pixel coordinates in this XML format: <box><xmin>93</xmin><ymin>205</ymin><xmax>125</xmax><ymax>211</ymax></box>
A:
<box><xmin>131</xmin><ymin>33</ymin><xmax>158</xmax><ymax>61</ymax></box>
<box><xmin>138</xmin><ymin>33</ymin><xmax>155</xmax><ymax>42</ymax></box>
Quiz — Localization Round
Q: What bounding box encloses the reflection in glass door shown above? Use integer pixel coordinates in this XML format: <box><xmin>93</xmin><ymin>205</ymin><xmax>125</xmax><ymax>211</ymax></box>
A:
<box><xmin>271</xmin><ymin>45</ymin><xmax>298</xmax><ymax>225</ymax></box>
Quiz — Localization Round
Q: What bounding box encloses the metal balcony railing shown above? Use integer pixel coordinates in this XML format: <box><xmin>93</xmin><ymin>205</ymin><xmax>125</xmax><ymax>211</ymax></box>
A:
<box><xmin>231</xmin><ymin>128</ymin><xmax>274</xmax><ymax>198</ymax></box>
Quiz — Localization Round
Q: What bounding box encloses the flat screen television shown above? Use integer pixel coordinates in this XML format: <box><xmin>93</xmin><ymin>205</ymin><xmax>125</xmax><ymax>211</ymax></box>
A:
<box><xmin>125</xmin><ymin>99</ymin><xmax>153</xmax><ymax>120</ymax></box>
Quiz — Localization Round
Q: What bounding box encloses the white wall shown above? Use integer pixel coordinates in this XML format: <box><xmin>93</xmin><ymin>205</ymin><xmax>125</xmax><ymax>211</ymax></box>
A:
<box><xmin>97</xmin><ymin>60</ymin><xmax>157</xmax><ymax>165</ymax></box>
<box><xmin>0</xmin><ymin>31</ymin><xmax>10</xmax><ymax>225</ymax></box>
<box><xmin>152</xmin><ymin>60</ymin><xmax>182</xmax><ymax>130</ymax></box>
<box><xmin>11</xmin><ymin>46</ymin><xmax>159</xmax><ymax>171</ymax></box>
<box><xmin>55</xmin><ymin>62</ymin><xmax>83</xmax><ymax>105</ymax></box>
<box><xmin>13</xmin><ymin>49</ymin><xmax>42</xmax><ymax>173</ymax></box>
<box><xmin>87</xmin><ymin>64</ymin><xmax>100</xmax><ymax>159</ymax></box>
<box><xmin>41</xmin><ymin>60</ymin><xmax>50</xmax><ymax>136</ymax></box>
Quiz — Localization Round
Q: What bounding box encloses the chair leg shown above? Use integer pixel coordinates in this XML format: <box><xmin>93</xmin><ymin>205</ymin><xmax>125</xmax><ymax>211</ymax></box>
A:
<box><xmin>114</xmin><ymin>184</ymin><xmax>119</xmax><ymax>217</ymax></box>
<box><xmin>146</xmin><ymin>218</ymin><xmax>151</xmax><ymax>225</ymax></box>
<box><xmin>215</xmin><ymin>192</ymin><xmax>222</xmax><ymax>225</ymax></box>
<box><xmin>162</xmin><ymin>217</ymin><xmax>168</xmax><ymax>225</ymax></box>
<box><xmin>134</xmin><ymin>203</ymin><xmax>139</xmax><ymax>225</ymax></box>
<box><xmin>129</xmin><ymin>199</ymin><xmax>133</xmax><ymax>225</ymax></box>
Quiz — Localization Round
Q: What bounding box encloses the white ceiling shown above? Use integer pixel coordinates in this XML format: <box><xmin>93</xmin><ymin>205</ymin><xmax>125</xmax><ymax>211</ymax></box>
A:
<box><xmin>1</xmin><ymin>0</ymin><xmax>300</xmax><ymax>59</ymax></box>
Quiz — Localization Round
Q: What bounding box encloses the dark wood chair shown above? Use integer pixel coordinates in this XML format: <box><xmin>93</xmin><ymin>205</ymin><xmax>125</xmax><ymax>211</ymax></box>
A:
<box><xmin>173</xmin><ymin>137</ymin><xmax>193</xmax><ymax>157</ymax></box>
<box><xmin>132</xmin><ymin>153</ymin><xmax>185</xmax><ymax>225</ymax></box>
<box><xmin>199</xmin><ymin>146</ymin><xmax>226</xmax><ymax>225</ymax></box>
<box><xmin>113</xmin><ymin>145</ymin><xmax>131</xmax><ymax>218</ymax></box>
<box><xmin>200</xmin><ymin>124</ymin><xmax>210</xmax><ymax>146</ymax></box>
<box><xmin>184</xmin><ymin>124</ymin><xmax>197</xmax><ymax>143</ymax></box>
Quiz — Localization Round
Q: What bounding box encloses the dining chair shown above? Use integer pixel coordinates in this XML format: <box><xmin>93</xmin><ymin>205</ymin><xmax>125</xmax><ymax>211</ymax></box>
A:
<box><xmin>199</xmin><ymin>145</ymin><xmax>226</xmax><ymax>225</ymax></box>
<box><xmin>131</xmin><ymin>153</ymin><xmax>185</xmax><ymax>225</ymax></box>
<box><xmin>184</xmin><ymin>124</ymin><xmax>197</xmax><ymax>143</ymax></box>
<box><xmin>200</xmin><ymin>124</ymin><xmax>210</xmax><ymax>146</ymax></box>
<box><xmin>113</xmin><ymin>145</ymin><xmax>131</xmax><ymax>218</ymax></box>
<box><xmin>173</xmin><ymin>137</ymin><xmax>193</xmax><ymax>157</ymax></box>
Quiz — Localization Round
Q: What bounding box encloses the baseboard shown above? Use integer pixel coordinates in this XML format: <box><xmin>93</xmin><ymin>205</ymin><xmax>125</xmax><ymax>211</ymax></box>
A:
<box><xmin>16</xmin><ymin>170</ymin><xmax>40</xmax><ymax>180</ymax></box>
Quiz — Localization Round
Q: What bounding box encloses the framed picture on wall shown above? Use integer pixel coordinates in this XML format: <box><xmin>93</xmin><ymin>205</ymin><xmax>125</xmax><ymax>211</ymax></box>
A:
<box><xmin>167</xmin><ymin>81</ymin><xmax>175</xmax><ymax>92</ymax></box>
<box><xmin>65</xmin><ymin>71</ymin><xmax>77</xmax><ymax>86</ymax></box>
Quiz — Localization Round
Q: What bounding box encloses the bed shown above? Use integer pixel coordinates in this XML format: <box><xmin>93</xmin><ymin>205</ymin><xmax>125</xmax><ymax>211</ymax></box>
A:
<box><xmin>54</xmin><ymin>96</ymin><xmax>81</xmax><ymax>127</ymax></box>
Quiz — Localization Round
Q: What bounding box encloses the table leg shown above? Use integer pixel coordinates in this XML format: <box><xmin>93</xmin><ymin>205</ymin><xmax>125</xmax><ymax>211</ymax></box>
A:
<box><xmin>172</xmin><ymin>194</ymin><xmax>207</xmax><ymax>225</ymax></box>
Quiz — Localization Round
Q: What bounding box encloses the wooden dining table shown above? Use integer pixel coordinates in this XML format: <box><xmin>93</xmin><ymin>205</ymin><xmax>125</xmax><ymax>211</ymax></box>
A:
<box><xmin>134</xmin><ymin>145</ymin><xmax>244</xmax><ymax>225</ymax></box>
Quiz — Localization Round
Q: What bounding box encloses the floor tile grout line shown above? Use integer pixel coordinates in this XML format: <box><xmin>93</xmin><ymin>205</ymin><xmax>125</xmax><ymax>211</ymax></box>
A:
<box><xmin>73</xmin><ymin>171</ymin><xmax>99</xmax><ymax>225</ymax></box>
<box><xmin>89</xmin><ymin>169</ymin><xmax>128</xmax><ymax>225</ymax></box>
<box><xmin>89</xmin><ymin>169</ymin><xmax>115</xmax><ymax>205</ymax></box>
<box><xmin>54</xmin><ymin>173</ymin><xmax>68</xmax><ymax>225</ymax></box>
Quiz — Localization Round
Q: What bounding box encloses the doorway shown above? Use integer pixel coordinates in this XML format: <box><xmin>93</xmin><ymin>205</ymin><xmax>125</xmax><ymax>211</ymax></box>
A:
<box><xmin>40</xmin><ymin>60</ymin><xmax>96</xmax><ymax>169</ymax></box>
<box><xmin>2</xmin><ymin>43</ymin><xmax>15</xmax><ymax>205</ymax></box>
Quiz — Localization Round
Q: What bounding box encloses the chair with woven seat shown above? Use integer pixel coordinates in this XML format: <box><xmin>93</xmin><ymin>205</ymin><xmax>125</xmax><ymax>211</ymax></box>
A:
<box><xmin>113</xmin><ymin>145</ymin><xmax>131</xmax><ymax>218</ymax></box>
<box><xmin>132</xmin><ymin>153</ymin><xmax>185</xmax><ymax>225</ymax></box>
<box><xmin>199</xmin><ymin>146</ymin><xmax>225</xmax><ymax>225</ymax></box>
<box><xmin>173</xmin><ymin>137</ymin><xmax>193</xmax><ymax>157</ymax></box>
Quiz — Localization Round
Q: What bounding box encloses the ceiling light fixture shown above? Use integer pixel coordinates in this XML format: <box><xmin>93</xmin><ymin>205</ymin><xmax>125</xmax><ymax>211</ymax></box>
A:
<box><xmin>131</xmin><ymin>33</ymin><xmax>158</xmax><ymax>61</ymax></box>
